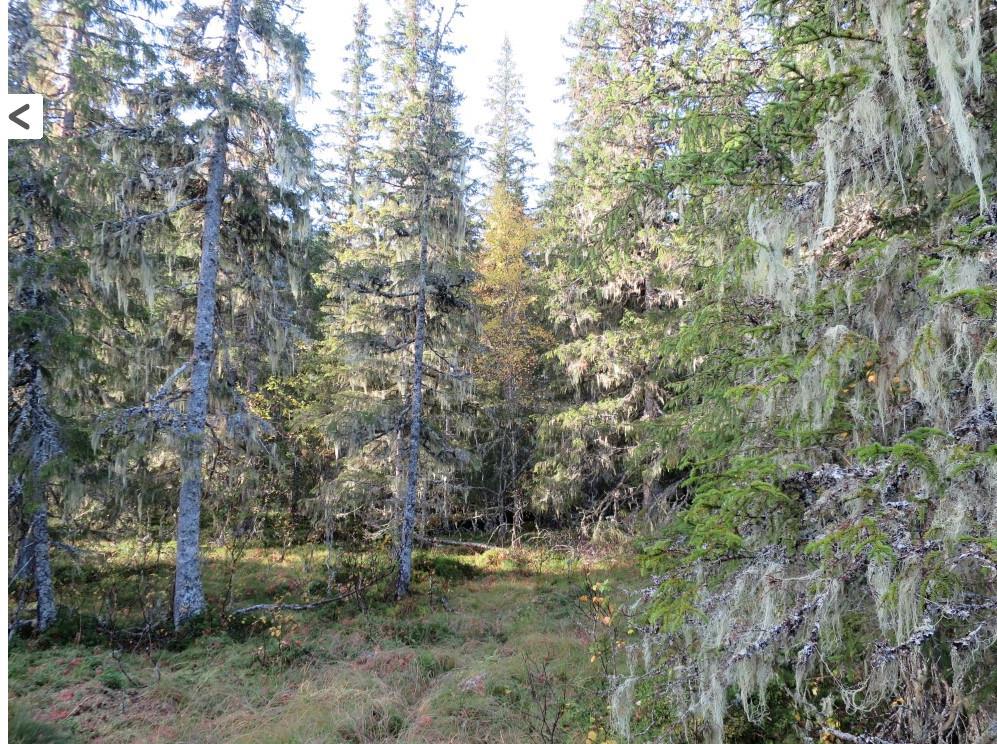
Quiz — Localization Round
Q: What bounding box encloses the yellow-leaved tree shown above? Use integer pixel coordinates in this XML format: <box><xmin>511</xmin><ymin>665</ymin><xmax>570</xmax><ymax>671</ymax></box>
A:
<box><xmin>473</xmin><ymin>182</ymin><xmax>550</xmax><ymax>539</ymax></box>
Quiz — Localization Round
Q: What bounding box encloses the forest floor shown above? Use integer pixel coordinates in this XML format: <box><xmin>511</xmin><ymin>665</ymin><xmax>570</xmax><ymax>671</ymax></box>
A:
<box><xmin>9</xmin><ymin>540</ymin><xmax>637</xmax><ymax>743</ymax></box>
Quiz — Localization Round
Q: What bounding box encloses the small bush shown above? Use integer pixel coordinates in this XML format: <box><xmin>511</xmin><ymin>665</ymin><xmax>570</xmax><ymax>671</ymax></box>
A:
<box><xmin>35</xmin><ymin>608</ymin><xmax>102</xmax><ymax>648</ymax></box>
<box><xmin>414</xmin><ymin>553</ymin><xmax>479</xmax><ymax>581</ymax></box>
<box><xmin>99</xmin><ymin>670</ymin><xmax>128</xmax><ymax>690</ymax></box>
<box><xmin>9</xmin><ymin>706</ymin><xmax>75</xmax><ymax>744</ymax></box>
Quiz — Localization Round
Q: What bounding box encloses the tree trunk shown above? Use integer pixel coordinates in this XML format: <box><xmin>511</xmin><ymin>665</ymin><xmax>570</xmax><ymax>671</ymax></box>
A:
<box><xmin>174</xmin><ymin>0</ymin><xmax>242</xmax><ymax>628</ymax></box>
<box><xmin>396</xmin><ymin>182</ymin><xmax>429</xmax><ymax>599</ymax></box>
<box><xmin>641</xmin><ymin>381</ymin><xmax>662</xmax><ymax>516</ymax></box>
<box><xmin>7</xmin><ymin>3</ymin><xmax>62</xmax><ymax>635</ymax></box>
<box><xmin>12</xmin><ymin>224</ymin><xmax>60</xmax><ymax>632</ymax></box>
<box><xmin>60</xmin><ymin>16</ymin><xmax>83</xmax><ymax>137</ymax></box>
<box><xmin>30</xmin><ymin>506</ymin><xmax>57</xmax><ymax>631</ymax></box>
<box><xmin>395</xmin><ymin>3</ymin><xmax>447</xmax><ymax>600</ymax></box>
<box><xmin>510</xmin><ymin>432</ymin><xmax>524</xmax><ymax>545</ymax></box>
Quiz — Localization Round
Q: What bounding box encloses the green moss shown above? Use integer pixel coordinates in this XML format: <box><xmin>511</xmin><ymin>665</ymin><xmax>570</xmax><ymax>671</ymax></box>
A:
<box><xmin>414</xmin><ymin>552</ymin><xmax>481</xmax><ymax>581</ymax></box>
<box><xmin>939</xmin><ymin>287</ymin><xmax>997</xmax><ymax>317</ymax></box>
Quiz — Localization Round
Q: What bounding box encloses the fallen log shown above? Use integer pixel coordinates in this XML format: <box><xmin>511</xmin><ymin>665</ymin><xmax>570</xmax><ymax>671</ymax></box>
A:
<box><xmin>416</xmin><ymin>536</ymin><xmax>498</xmax><ymax>552</ymax></box>
<box><xmin>228</xmin><ymin>569</ymin><xmax>391</xmax><ymax>616</ymax></box>
<box><xmin>229</xmin><ymin>596</ymin><xmax>344</xmax><ymax>616</ymax></box>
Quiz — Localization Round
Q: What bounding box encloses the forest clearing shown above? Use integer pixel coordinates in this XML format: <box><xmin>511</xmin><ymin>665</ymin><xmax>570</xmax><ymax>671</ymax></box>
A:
<box><xmin>10</xmin><ymin>542</ymin><xmax>638</xmax><ymax>743</ymax></box>
<box><xmin>7</xmin><ymin>0</ymin><xmax>996</xmax><ymax>741</ymax></box>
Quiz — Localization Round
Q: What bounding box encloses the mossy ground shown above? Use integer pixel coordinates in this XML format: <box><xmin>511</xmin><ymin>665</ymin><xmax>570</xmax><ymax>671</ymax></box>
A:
<box><xmin>9</xmin><ymin>541</ymin><xmax>635</xmax><ymax>743</ymax></box>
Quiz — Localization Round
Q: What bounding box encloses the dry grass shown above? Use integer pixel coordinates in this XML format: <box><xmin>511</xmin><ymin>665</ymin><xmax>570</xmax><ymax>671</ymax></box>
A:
<box><xmin>9</xmin><ymin>543</ymin><xmax>634</xmax><ymax>743</ymax></box>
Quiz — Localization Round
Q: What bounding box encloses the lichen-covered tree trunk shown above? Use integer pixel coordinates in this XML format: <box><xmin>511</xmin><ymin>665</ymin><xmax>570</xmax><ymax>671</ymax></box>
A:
<box><xmin>7</xmin><ymin>2</ymin><xmax>61</xmax><ymax>636</ymax></box>
<box><xmin>174</xmin><ymin>0</ymin><xmax>242</xmax><ymax>628</ymax></box>
<box><xmin>29</xmin><ymin>505</ymin><xmax>57</xmax><ymax>631</ymax></box>
<box><xmin>10</xmin><ymin>230</ymin><xmax>60</xmax><ymax>632</ymax></box>
<box><xmin>641</xmin><ymin>381</ymin><xmax>661</xmax><ymax>515</ymax></box>
<box><xmin>396</xmin><ymin>184</ymin><xmax>430</xmax><ymax>599</ymax></box>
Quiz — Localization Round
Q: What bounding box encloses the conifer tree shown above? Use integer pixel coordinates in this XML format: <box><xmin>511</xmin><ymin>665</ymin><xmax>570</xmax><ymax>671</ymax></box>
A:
<box><xmin>169</xmin><ymin>0</ymin><xmax>246</xmax><ymax>629</ymax></box>
<box><xmin>471</xmin><ymin>38</ymin><xmax>546</xmax><ymax>539</ymax></box>
<box><xmin>317</xmin><ymin>0</ymin><xmax>474</xmax><ymax>598</ymax></box>
<box><xmin>329</xmin><ymin>1</ymin><xmax>377</xmax><ymax>214</ymax></box>
<box><xmin>293</xmin><ymin>0</ymin><xmax>380</xmax><ymax>557</ymax></box>
<box><xmin>7</xmin><ymin>0</ymin><xmax>167</xmax><ymax>632</ymax></box>
<box><xmin>150</xmin><ymin>0</ymin><xmax>317</xmax><ymax>627</ymax></box>
<box><xmin>483</xmin><ymin>36</ymin><xmax>533</xmax><ymax>203</ymax></box>
<box><xmin>534</xmin><ymin>0</ymin><xmax>676</xmax><ymax>525</ymax></box>
<box><xmin>568</xmin><ymin>0</ymin><xmax>997</xmax><ymax>739</ymax></box>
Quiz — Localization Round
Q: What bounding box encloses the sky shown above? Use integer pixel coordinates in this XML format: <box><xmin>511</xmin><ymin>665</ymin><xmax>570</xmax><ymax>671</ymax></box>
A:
<box><xmin>295</xmin><ymin>0</ymin><xmax>586</xmax><ymax>201</ymax></box>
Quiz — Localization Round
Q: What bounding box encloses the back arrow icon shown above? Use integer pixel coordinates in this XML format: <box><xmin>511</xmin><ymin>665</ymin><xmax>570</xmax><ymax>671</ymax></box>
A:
<box><xmin>9</xmin><ymin>103</ymin><xmax>30</xmax><ymax>129</ymax></box>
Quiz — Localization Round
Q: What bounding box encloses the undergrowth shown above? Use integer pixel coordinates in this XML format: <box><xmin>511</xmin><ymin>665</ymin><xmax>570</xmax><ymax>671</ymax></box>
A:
<box><xmin>8</xmin><ymin>542</ymin><xmax>634</xmax><ymax>743</ymax></box>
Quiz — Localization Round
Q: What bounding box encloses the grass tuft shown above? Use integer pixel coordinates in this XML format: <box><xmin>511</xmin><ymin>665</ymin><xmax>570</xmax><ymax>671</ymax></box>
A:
<box><xmin>9</xmin><ymin>543</ymin><xmax>635</xmax><ymax>743</ymax></box>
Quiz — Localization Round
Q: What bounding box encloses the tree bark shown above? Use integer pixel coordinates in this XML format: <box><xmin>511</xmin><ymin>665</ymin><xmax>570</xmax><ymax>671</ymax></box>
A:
<box><xmin>511</xmin><ymin>441</ymin><xmax>524</xmax><ymax>546</ymax></box>
<box><xmin>11</xmin><ymin>226</ymin><xmax>60</xmax><ymax>632</ymax></box>
<box><xmin>7</xmin><ymin>2</ymin><xmax>61</xmax><ymax>635</ymax></box>
<box><xmin>30</xmin><ymin>507</ymin><xmax>58</xmax><ymax>631</ymax></box>
<box><xmin>174</xmin><ymin>0</ymin><xmax>242</xmax><ymax>628</ymax></box>
<box><xmin>396</xmin><ymin>5</ymin><xmax>447</xmax><ymax>599</ymax></box>
<box><xmin>396</xmin><ymin>180</ymin><xmax>429</xmax><ymax>599</ymax></box>
<box><xmin>641</xmin><ymin>381</ymin><xmax>661</xmax><ymax>514</ymax></box>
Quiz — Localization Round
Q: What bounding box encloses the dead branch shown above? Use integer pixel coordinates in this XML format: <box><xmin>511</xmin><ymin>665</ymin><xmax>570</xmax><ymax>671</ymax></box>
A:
<box><xmin>228</xmin><ymin>569</ymin><xmax>390</xmax><ymax>616</ymax></box>
<box><xmin>415</xmin><ymin>535</ymin><xmax>497</xmax><ymax>552</ymax></box>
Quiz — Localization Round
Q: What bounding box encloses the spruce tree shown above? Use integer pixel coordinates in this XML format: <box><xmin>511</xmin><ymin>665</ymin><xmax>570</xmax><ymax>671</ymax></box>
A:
<box><xmin>533</xmin><ymin>0</ymin><xmax>675</xmax><ymax>524</ymax></box>
<box><xmin>7</xmin><ymin>0</ymin><xmax>167</xmax><ymax>632</ymax></box>
<box><xmin>317</xmin><ymin>0</ymin><xmax>475</xmax><ymax>598</ymax></box>
<box><xmin>329</xmin><ymin>1</ymin><xmax>378</xmax><ymax>215</ymax></box>
<box><xmin>573</xmin><ymin>0</ymin><xmax>997</xmax><ymax>739</ymax></box>
<box><xmin>152</xmin><ymin>0</ymin><xmax>317</xmax><ymax>627</ymax></box>
<box><xmin>482</xmin><ymin>36</ymin><xmax>533</xmax><ymax>203</ymax></box>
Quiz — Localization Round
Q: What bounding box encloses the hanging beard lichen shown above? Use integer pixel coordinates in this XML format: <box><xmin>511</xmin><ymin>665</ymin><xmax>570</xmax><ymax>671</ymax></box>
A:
<box><xmin>614</xmin><ymin>0</ymin><xmax>996</xmax><ymax>739</ymax></box>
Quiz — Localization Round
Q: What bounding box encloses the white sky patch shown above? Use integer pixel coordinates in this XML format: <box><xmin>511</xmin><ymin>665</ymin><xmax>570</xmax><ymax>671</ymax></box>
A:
<box><xmin>295</xmin><ymin>0</ymin><xmax>585</xmax><ymax>204</ymax></box>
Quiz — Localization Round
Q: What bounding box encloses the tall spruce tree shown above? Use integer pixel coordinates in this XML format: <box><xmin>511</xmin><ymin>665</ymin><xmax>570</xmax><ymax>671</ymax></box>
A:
<box><xmin>151</xmin><ymin>0</ymin><xmax>317</xmax><ymax>627</ymax></box>
<box><xmin>293</xmin><ymin>0</ymin><xmax>380</xmax><ymax>556</ymax></box>
<box><xmin>170</xmin><ymin>0</ymin><xmax>245</xmax><ymax>629</ymax></box>
<box><xmin>393</xmin><ymin>0</ymin><xmax>476</xmax><ymax>598</ymax></box>
<box><xmin>7</xmin><ymin>0</ymin><xmax>168</xmax><ymax>633</ymax></box>
<box><xmin>533</xmin><ymin>0</ymin><xmax>677</xmax><ymax>526</ymax></box>
<box><xmin>316</xmin><ymin>0</ymin><xmax>475</xmax><ymax>598</ymax></box>
<box><xmin>482</xmin><ymin>36</ymin><xmax>533</xmax><ymax>203</ymax></box>
<box><xmin>336</xmin><ymin>2</ymin><xmax>377</xmax><ymax>213</ymax></box>
<box><xmin>565</xmin><ymin>0</ymin><xmax>997</xmax><ymax>740</ymax></box>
